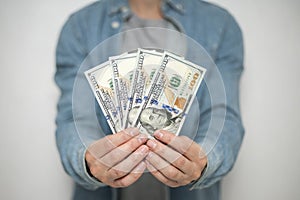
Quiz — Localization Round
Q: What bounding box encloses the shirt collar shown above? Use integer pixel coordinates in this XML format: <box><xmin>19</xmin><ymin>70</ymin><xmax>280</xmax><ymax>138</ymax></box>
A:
<box><xmin>108</xmin><ymin>0</ymin><xmax>185</xmax><ymax>17</ymax></box>
<box><xmin>164</xmin><ymin>0</ymin><xmax>185</xmax><ymax>14</ymax></box>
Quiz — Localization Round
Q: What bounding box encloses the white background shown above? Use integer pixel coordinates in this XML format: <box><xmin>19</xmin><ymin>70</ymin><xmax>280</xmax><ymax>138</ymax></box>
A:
<box><xmin>0</xmin><ymin>0</ymin><xmax>299</xmax><ymax>199</ymax></box>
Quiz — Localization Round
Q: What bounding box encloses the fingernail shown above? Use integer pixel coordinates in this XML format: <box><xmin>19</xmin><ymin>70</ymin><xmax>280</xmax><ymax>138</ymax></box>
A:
<box><xmin>154</xmin><ymin>131</ymin><xmax>163</xmax><ymax>139</ymax></box>
<box><xmin>138</xmin><ymin>145</ymin><xmax>148</xmax><ymax>154</ymax></box>
<box><xmin>135</xmin><ymin>162</ymin><xmax>146</xmax><ymax>173</ymax></box>
<box><xmin>137</xmin><ymin>134</ymin><xmax>148</xmax><ymax>143</ymax></box>
<box><xmin>147</xmin><ymin>140</ymin><xmax>157</xmax><ymax>149</ymax></box>
<box><xmin>125</xmin><ymin>128</ymin><xmax>139</xmax><ymax>136</ymax></box>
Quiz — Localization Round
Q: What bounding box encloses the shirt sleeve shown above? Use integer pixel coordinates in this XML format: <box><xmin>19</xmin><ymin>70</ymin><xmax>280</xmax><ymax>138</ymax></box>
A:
<box><xmin>190</xmin><ymin>13</ymin><xmax>245</xmax><ymax>190</ymax></box>
<box><xmin>55</xmin><ymin>14</ymin><xmax>106</xmax><ymax>190</ymax></box>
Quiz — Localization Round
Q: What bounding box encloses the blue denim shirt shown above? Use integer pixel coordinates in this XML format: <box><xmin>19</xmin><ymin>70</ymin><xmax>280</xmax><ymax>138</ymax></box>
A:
<box><xmin>55</xmin><ymin>0</ymin><xmax>244</xmax><ymax>199</ymax></box>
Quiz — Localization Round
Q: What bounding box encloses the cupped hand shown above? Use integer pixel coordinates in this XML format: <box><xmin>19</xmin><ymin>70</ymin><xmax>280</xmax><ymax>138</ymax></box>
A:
<box><xmin>85</xmin><ymin>128</ymin><xmax>149</xmax><ymax>188</ymax></box>
<box><xmin>145</xmin><ymin>130</ymin><xmax>207</xmax><ymax>187</ymax></box>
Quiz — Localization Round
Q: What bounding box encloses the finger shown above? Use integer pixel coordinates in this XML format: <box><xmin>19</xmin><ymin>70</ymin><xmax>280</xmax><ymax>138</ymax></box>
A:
<box><xmin>87</xmin><ymin>128</ymin><xmax>140</xmax><ymax>159</ymax></box>
<box><xmin>107</xmin><ymin>145</ymin><xmax>149</xmax><ymax>180</ymax></box>
<box><xmin>153</xmin><ymin>130</ymin><xmax>200</xmax><ymax>160</ymax></box>
<box><xmin>100</xmin><ymin>134</ymin><xmax>148</xmax><ymax>168</ymax></box>
<box><xmin>146</xmin><ymin>139</ymin><xmax>192</xmax><ymax>173</ymax></box>
<box><xmin>112</xmin><ymin>162</ymin><xmax>146</xmax><ymax>188</ymax></box>
<box><xmin>146</xmin><ymin>152</ymin><xmax>186</xmax><ymax>182</ymax></box>
<box><xmin>145</xmin><ymin>160</ymin><xmax>180</xmax><ymax>188</ymax></box>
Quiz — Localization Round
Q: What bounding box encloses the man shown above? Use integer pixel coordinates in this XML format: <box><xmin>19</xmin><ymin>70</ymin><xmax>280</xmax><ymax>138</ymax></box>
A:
<box><xmin>55</xmin><ymin>0</ymin><xmax>244</xmax><ymax>199</ymax></box>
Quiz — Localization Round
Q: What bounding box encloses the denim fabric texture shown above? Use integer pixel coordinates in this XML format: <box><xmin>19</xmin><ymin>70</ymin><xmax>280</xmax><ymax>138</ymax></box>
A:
<box><xmin>55</xmin><ymin>0</ymin><xmax>244</xmax><ymax>199</ymax></box>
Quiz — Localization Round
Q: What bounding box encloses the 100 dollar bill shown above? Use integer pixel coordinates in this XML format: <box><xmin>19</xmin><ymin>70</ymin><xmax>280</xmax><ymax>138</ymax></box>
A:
<box><xmin>85</xmin><ymin>61</ymin><xmax>121</xmax><ymax>133</ymax></box>
<box><xmin>134</xmin><ymin>52</ymin><xmax>206</xmax><ymax>136</ymax></box>
<box><xmin>125</xmin><ymin>49</ymin><xmax>163</xmax><ymax>128</ymax></box>
<box><xmin>110</xmin><ymin>53</ymin><xmax>137</xmax><ymax>129</ymax></box>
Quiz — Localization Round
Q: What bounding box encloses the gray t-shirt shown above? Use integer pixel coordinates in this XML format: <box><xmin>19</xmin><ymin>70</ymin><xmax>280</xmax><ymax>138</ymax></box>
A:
<box><xmin>121</xmin><ymin>14</ymin><xmax>178</xmax><ymax>52</ymax></box>
<box><xmin>118</xmin><ymin>14</ymin><xmax>177</xmax><ymax>200</ymax></box>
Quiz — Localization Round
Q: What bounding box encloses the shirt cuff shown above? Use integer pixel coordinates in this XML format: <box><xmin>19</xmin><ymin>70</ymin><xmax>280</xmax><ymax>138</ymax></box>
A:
<box><xmin>79</xmin><ymin>146</ymin><xmax>107</xmax><ymax>189</ymax></box>
<box><xmin>189</xmin><ymin>147</ymin><xmax>222</xmax><ymax>190</ymax></box>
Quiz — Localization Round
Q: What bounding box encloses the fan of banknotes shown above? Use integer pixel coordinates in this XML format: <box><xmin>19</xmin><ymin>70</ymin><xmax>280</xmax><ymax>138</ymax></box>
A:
<box><xmin>85</xmin><ymin>48</ymin><xmax>206</xmax><ymax>137</ymax></box>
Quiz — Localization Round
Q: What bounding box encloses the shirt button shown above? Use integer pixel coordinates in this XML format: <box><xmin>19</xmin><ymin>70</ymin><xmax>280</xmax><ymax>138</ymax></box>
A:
<box><xmin>176</xmin><ymin>4</ymin><xmax>183</xmax><ymax>10</ymax></box>
<box><xmin>120</xmin><ymin>6</ymin><xmax>129</xmax><ymax>13</ymax></box>
<box><xmin>111</xmin><ymin>21</ymin><xmax>120</xmax><ymax>29</ymax></box>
